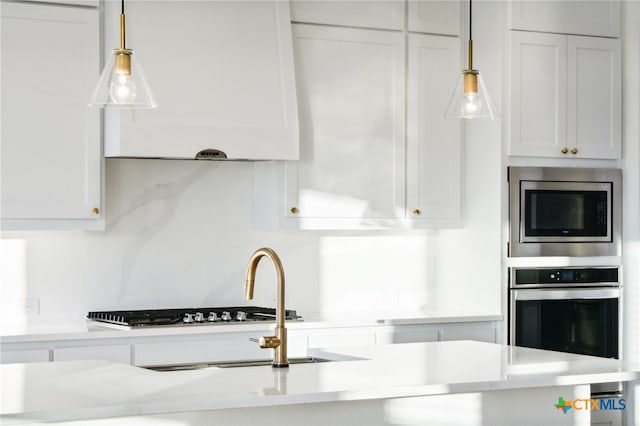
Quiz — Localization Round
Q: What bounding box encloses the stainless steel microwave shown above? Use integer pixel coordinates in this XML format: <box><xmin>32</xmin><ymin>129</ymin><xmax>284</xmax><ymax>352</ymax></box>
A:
<box><xmin>508</xmin><ymin>167</ymin><xmax>621</xmax><ymax>257</ymax></box>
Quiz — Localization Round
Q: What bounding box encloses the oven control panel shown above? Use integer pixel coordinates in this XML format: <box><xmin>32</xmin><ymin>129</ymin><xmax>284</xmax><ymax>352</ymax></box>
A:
<box><xmin>512</xmin><ymin>267</ymin><xmax>619</xmax><ymax>287</ymax></box>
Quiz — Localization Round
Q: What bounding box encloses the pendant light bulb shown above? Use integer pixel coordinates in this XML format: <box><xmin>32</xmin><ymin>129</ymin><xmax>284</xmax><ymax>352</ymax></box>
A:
<box><xmin>110</xmin><ymin>74</ymin><xmax>137</xmax><ymax>104</ymax></box>
<box><xmin>109</xmin><ymin>51</ymin><xmax>136</xmax><ymax>104</ymax></box>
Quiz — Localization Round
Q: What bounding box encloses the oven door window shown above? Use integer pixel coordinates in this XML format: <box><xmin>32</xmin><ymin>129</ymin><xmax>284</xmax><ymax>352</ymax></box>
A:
<box><xmin>515</xmin><ymin>298</ymin><xmax>618</xmax><ymax>359</ymax></box>
<box><xmin>524</xmin><ymin>189</ymin><xmax>609</xmax><ymax>238</ymax></box>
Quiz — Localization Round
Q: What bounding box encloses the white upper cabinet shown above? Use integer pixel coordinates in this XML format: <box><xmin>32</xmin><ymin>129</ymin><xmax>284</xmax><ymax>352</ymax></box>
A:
<box><xmin>408</xmin><ymin>0</ymin><xmax>461</xmax><ymax>36</ymax></box>
<box><xmin>508</xmin><ymin>0</ymin><xmax>621</xmax><ymax>38</ymax></box>
<box><xmin>1</xmin><ymin>2</ymin><xmax>102</xmax><ymax>230</ymax></box>
<box><xmin>406</xmin><ymin>34</ymin><xmax>461</xmax><ymax>223</ymax></box>
<box><xmin>289</xmin><ymin>0</ymin><xmax>405</xmax><ymax>30</ymax></box>
<box><xmin>280</xmin><ymin>24</ymin><xmax>406</xmax><ymax>228</ymax></box>
<box><xmin>254</xmin><ymin>17</ymin><xmax>462</xmax><ymax>229</ymax></box>
<box><xmin>104</xmin><ymin>1</ymin><xmax>299</xmax><ymax>160</ymax></box>
<box><xmin>567</xmin><ymin>36</ymin><xmax>621</xmax><ymax>159</ymax></box>
<box><xmin>507</xmin><ymin>31</ymin><xmax>621</xmax><ymax>160</ymax></box>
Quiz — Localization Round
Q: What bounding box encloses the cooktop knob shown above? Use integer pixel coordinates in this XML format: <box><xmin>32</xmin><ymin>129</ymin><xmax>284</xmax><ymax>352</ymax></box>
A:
<box><xmin>221</xmin><ymin>311</ymin><xmax>232</xmax><ymax>321</ymax></box>
<box><xmin>235</xmin><ymin>311</ymin><xmax>247</xmax><ymax>321</ymax></box>
<box><xmin>194</xmin><ymin>312</ymin><xmax>205</xmax><ymax>322</ymax></box>
<box><xmin>207</xmin><ymin>312</ymin><xmax>218</xmax><ymax>322</ymax></box>
<box><xmin>183</xmin><ymin>313</ymin><xmax>195</xmax><ymax>324</ymax></box>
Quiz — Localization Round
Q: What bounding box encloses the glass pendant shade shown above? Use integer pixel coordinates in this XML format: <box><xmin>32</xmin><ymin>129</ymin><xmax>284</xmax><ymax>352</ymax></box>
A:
<box><xmin>89</xmin><ymin>48</ymin><xmax>157</xmax><ymax>109</ymax></box>
<box><xmin>444</xmin><ymin>69</ymin><xmax>499</xmax><ymax>119</ymax></box>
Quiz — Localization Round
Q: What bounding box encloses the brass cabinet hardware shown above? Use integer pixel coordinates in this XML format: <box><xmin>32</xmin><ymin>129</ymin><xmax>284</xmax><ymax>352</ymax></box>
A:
<box><xmin>571</xmin><ymin>148</ymin><xmax>578</xmax><ymax>155</ymax></box>
<box><xmin>561</xmin><ymin>147</ymin><xmax>569</xmax><ymax>154</ymax></box>
<box><xmin>91</xmin><ymin>207</ymin><xmax>100</xmax><ymax>216</ymax></box>
<box><xmin>412</xmin><ymin>209</ymin><xmax>421</xmax><ymax>216</ymax></box>
<box><xmin>290</xmin><ymin>207</ymin><xmax>298</xmax><ymax>214</ymax></box>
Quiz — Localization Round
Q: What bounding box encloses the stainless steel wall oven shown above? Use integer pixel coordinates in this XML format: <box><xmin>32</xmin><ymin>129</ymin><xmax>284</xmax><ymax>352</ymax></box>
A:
<box><xmin>508</xmin><ymin>167</ymin><xmax>621</xmax><ymax>257</ymax></box>
<box><xmin>508</xmin><ymin>266</ymin><xmax>621</xmax><ymax>395</ymax></box>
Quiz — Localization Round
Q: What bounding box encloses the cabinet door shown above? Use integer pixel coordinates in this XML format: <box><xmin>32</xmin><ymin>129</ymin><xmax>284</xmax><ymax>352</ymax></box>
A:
<box><xmin>408</xmin><ymin>0</ymin><xmax>460</xmax><ymax>36</ymax></box>
<box><xmin>290</xmin><ymin>1</ymin><xmax>405</xmax><ymax>30</ymax></box>
<box><xmin>0</xmin><ymin>2</ymin><xmax>101</xmax><ymax>228</ymax></box>
<box><xmin>104</xmin><ymin>1</ymin><xmax>298</xmax><ymax>160</ymax></box>
<box><xmin>282</xmin><ymin>24</ymin><xmax>405</xmax><ymax>229</ymax></box>
<box><xmin>508</xmin><ymin>0</ymin><xmax>620</xmax><ymax>38</ymax></box>
<box><xmin>567</xmin><ymin>36</ymin><xmax>621</xmax><ymax>160</ymax></box>
<box><xmin>406</xmin><ymin>34</ymin><xmax>461</xmax><ymax>224</ymax></box>
<box><xmin>508</xmin><ymin>31</ymin><xmax>567</xmax><ymax>158</ymax></box>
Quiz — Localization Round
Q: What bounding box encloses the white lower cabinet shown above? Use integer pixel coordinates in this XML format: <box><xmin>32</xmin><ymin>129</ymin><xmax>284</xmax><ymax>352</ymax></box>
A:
<box><xmin>0</xmin><ymin>348</ymin><xmax>50</xmax><ymax>364</ymax></box>
<box><xmin>376</xmin><ymin>327</ymin><xmax>439</xmax><ymax>345</ymax></box>
<box><xmin>0</xmin><ymin>1</ymin><xmax>102</xmax><ymax>230</ymax></box>
<box><xmin>53</xmin><ymin>344</ymin><xmax>131</xmax><ymax>364</ymax></box>
<box><xmin>437</xmin><ymin>324</ymin><xmax>496</xmax><ymax>343</ymax></box>
<box><xmin>0</xmin><ymin>322</ymin><xmax>497</xmax><ymax>366</ymax></box>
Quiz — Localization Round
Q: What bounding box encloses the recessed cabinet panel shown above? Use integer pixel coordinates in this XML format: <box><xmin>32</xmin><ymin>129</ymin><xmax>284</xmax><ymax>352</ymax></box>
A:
<box><xmin>509</xmin><ymin>0</ymin><xmax>620</xmax><ymax>38</ymax></box>
<box><xmin>508</xmin><ymin>31</ymin><xmax>567</xmax><ymax>157</ymax></box>
<box><xmin>290</xmin><ymin>0</ymin><xmax>405</xmax><ymax>30</ymax></box>
<box><xmin>282</xmin><ymin>25</ymin><xmax>405</xmax><ymax>227</ymax></box>
<box><xmin>407</xmin><ymin>0</ymin><xmax>460</xmax><ymax>36</ymax></box>
<box><xmin>105</xmin><ymin>1</ymin><xmax>298</xmax><ymax>160</ymax></box>
<box><xmin>0</xmin><ymin>3</ymin><xmax>101</xmax><ymax>226</ymax></box>
<box><xmin>568</xmin><ymin>36</ymin><xmax>621</xmax><ymax>159</ymax></box>
<box><xmin>406</xmin><ymin>34</ymin><xmax>461</xmax><ymax>222</ymax></box>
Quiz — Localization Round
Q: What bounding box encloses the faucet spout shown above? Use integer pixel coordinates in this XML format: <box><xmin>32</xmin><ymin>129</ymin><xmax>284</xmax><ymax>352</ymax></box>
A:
<box><xmin>244</xmin><ymin>247</ymin><xmax>288</xmax><ymax>368</ymax></box>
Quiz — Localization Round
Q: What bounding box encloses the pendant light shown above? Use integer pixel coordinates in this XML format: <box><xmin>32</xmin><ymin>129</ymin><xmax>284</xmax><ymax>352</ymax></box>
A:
<box><xmin>89</xmin><ymin>0</ymin><xmax>157</xmax><ymax>109</ymax></box>
<box><xmin>444</xmin><ymin>0</ymin><xmax>498</xmax><ymax>119</ymax></box>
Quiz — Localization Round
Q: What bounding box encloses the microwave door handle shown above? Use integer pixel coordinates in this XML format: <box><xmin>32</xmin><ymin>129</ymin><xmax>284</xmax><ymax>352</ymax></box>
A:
<box><xmin>514</xmin><ymin>288</ymin><xmax>620</xmax><ymax>301</ymax></box>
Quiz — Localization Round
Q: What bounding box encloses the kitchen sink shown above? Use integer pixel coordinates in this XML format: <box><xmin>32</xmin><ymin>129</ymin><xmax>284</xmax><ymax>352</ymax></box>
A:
<box><xmin>143</xmin><ymin>356</ymin><xmax>332</xmax><ymax>372</ymax></box>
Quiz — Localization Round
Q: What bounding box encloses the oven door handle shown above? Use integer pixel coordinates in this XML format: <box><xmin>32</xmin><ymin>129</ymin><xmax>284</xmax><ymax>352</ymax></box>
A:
<box><xmin>513</xmin><ymin>288</ymin><xmax>620</xmax><ymax>301</ymax></box>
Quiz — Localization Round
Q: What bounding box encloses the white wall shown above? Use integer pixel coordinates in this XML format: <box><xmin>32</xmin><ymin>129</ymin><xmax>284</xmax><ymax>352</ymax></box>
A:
<box><xmin>621</xmin><ymin>0</ymin><xmax>640</xmax><ymax>365</ymax></box>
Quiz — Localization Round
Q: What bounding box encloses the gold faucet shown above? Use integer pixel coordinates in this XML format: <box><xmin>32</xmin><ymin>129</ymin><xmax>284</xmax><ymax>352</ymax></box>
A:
<box><xmin>245</xmin><ymin>247</ymin><xmax>288</xmax><ymax>368</ymax></box>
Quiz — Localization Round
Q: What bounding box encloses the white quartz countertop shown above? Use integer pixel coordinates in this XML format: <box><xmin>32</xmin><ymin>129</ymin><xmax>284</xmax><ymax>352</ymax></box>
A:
<box><xmin>0</xmin><ymin>309</ymin><xmax>501</xmax><ymax>343</ymax></box>
<box><xmin>1</xmin><ymin>341</ymin><xmax>638</xmax><ymax>424</ymax></box>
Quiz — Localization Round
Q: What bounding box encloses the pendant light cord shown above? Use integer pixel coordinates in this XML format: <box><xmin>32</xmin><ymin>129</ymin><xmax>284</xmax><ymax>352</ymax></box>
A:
<box><xmin>121</xmin><ymin>0</ymin><xmax>125</xmax><ymax>15</ymax></box>
<box><xmin>469</xmin><ymin>0</ymin><xmax>472</xmax><ymax>42</ymax></box>
<box><xmin>467</xmin><ymin>0</ymin><xmax>473</xmax><ymax>70</ymax></box>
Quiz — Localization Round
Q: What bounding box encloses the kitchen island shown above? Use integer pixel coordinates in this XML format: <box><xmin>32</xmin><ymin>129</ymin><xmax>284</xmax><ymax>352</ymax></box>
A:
<box><xmin>1</xmin><ymin>340</ymin><xmax>638</xmax><ymax>425</ymax></box>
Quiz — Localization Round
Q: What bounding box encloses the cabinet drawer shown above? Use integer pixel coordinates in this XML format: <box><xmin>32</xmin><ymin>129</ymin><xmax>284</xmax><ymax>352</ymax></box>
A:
<box><xmin>1</xmin><ymin>348</ymin><xmax>50</xmax><ymax>364</ymax></box>
<box><xmin>377</xmin><ymin>329</ymin><xmax>439</xmax><ymax>345</ymax></box>
<box><xmin>53</xmin><ymin>345</ymin><xmax>131</xmax><ymax>364</ymax></box>
<box><xmin>439</xmin><ymin>327</ymin><xmax>496</xmax><ymax>343</ymax></box>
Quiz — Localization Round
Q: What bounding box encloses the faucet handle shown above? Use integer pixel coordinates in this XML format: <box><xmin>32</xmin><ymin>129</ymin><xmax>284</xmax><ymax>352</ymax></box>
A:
<box><xmin>250</xmin><ymin>336</ymin><xmax>281</xmax><ymax>349</ymax></box>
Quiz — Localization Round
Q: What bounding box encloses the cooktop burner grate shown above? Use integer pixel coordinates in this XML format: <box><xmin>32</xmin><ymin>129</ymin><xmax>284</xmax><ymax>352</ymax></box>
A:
<box><xmin>87</xmin><ymin>306</ymin><xmax>300</xmax><ymax>327</ymax></box>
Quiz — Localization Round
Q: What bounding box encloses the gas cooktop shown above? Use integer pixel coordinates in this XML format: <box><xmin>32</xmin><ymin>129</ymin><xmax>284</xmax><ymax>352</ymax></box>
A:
<box><xmin>87</xmin><ymin>306</ymin><xmax>300</xmax><ymax>328</ymax></box>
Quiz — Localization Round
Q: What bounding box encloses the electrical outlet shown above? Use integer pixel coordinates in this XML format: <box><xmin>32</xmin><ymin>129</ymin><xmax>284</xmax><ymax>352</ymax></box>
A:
<box><xmin>24</xmin><ymin>297</ymin><xmax>40</xmax><ymax>315</ymax></box>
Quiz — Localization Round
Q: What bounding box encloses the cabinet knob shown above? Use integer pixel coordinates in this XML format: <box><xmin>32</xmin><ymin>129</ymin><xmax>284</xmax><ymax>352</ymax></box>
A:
<box><xmin>571</xmin><ymin>148</ymin><xmax>578</xmax><ymax>155</ymax></box>
<box><xmin>561</xmin><ymin>148</ymin><xmax>568</xmax><ymax>154</ymax></box>
<box><xmin>412</xmin><ymin>209</ymin><xmax>421</xmax><ymax>216</ymax></box>
<box><xmin>91</xmin><ymin>207</ymin><xmax>100</xmax><ymax>216</ymax></box>
<box><xmin>290</xmin><ymin>207</ymin><xmax>299</xmax><ymax>214</ymax></box>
